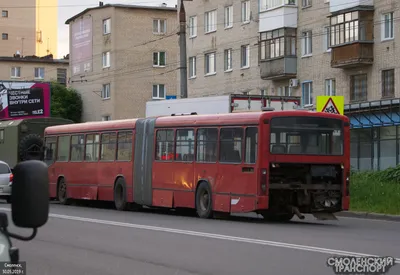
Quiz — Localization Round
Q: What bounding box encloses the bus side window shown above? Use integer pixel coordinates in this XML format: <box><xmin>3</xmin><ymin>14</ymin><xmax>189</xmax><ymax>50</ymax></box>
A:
<box><xmin>176</xmin><ymin>129</ymin><xmax>194</xmax><ymax>161</ymax></box>
<box><xmin>100</xmin><ymin>133</ymin><xmax>117</xmax><ymax>161</ymax></box>
<box><xmin>196</xmin><ymin>128</ymin><xmax>218</xmax><ymax>163</ymax></box>
<box><xmin>244</xmin><ymin>127</ymin><xmax>258</xmax><ymax>164</ymax></box>
<box><xmin>70</xmin><ymin>135</ymin><xmax>85</xmax><ymax>162</ymax></box>
<box><xmin>85</xmin><ymin>134</ymin><xmax>100</xmax><ymax>162</ymax></box>
<box><xmin>117</xmin><ymin>131</ymin><xmax>133</xmax><ymax>161</ymax></box>
<box><xmin>57</xmin><ymin>135</ymin><xmax>70</xmax><ymax>162</ymax></box>
<box><xmin>44</xmin><ymin>136</ymin><xmax>57</xmax><ymax>165</ymax></box>
<box><xmin>219</xmin><ymin>128</ymin><xmax>243</xmax><ymax>163</ymax></box>
<box><xmin>155</xmin><ymin>129</ymin><xmax>174</xmax><ymax>161</ymax></box>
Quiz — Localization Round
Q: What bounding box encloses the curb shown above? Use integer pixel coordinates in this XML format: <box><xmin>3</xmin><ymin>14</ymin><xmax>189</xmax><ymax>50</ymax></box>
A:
<box><xmin>336</xmin><ymin>211</ymin><xmax>400</xmax><ymax>222</ymax></box>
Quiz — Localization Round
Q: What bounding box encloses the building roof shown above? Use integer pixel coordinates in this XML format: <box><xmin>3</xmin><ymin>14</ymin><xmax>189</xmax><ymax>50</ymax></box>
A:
<box><xmin>65</xmin><ymin>4</ymin><xmax>177</xmax><ymax>24</ymax></box>
<box><xmin>0</xmin><ymin>55</ymin><xmax>69</xmax><ymax>65</ymax></box>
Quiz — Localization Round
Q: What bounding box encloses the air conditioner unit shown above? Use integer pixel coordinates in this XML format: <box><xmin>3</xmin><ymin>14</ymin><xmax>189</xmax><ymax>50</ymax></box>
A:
<box><xmin>289</xmin><ymin>79</ymin><xmax>299</xmax><ymax>88</ymax></box>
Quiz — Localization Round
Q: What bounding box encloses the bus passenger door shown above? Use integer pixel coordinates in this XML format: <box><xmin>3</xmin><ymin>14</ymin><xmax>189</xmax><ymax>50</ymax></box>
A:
<box><xmin>218</xmin><ymin>127</ymin><xmax>259</xmax><ymax>213</ymax></box>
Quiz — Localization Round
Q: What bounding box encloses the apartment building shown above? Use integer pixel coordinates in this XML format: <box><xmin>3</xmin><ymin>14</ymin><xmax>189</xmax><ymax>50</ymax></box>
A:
<box><xmin>292</xmin><ymin>0</ymin><xmax>399</xmax><ymax>171</ymax></box>
<box><xmin>0</xmin><ymin>55</ymin><xmax>68</xmax><ymax>85</ymax></box>
<box><xmin>66</xmin><ymin>4</ymin><xmax>178</xmax><ymax>121</ymax></box>
<box><xmin>183</xmin><ymin>0</ymin><xmax>283</xmax><ymax>97</ymax></box>
<box><xmin>0</xmin><ymin>0</ymin><xmax>58</xmax><ymax>57</ymax></box>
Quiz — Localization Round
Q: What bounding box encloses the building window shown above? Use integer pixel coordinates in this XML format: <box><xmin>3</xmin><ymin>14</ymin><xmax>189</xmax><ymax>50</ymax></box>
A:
<box><xmin>204</xmin><ymin>10</ymin><xmax>217</xmax><ymax>33</ymax></box>
<box><xmin>241</xmin><ymin>1</ymin><xmax>250</xmax><ymax>23</ymax></box>
<box><xmin>102</xmin><ymin>83</ymin><xmax>110</xmax><ymax>99</ymax></box>
<box><xmin>260</xmin><ymin>28</ymin><xmax>296</xmax><ymax>60</ymax></box>
<box><xmin>350</xmin><ymin>74</ymin><xmax>367</xmax><ymax>102</ymax></box>
<box><xmin>224</xmin><ymin>5</ymin><xmax>233</xmax><ymax>28</ymax></box>
<box><xmin>329</xmin><ymin>11</ymin><xmax>370</xmax><ymax>46</ymax></box>
<box><xmin>189</xmin><ymin>16</ymin><xmax>197</xmax><ymax>38</ymax></box>
<box><xmin>382</xmin><ymin>12</ymin><xmax>394</xmax><ymax>40</ymax></box>
<box><xmin>2</xmin><ymin>33</ymin><xmax>8</xmax><ymax>40</ymax></box>
<box><xmin>302</xmin><ymin>82</ymin><xmax>313</xmax><ymax>105</ymax></box>
<box><xmin>382</xmin><ymin>69</ymin><xmax>394</xmax><ymax>98</ymax></box>
<box><xmin>153</xmin><ymin>51</ymin><xmax>166</xmax><ymax>67</ymax></box>
<box><xmin>241</xmin><ymin>45</ymin><xmax>250</xmax><ymax>68</ymax></box>
<box><xmin>153</xmin><ymin>19</ymin><xmax>166</xmax><ymax>34</ymax></box>
<box><xmin>2</xmin><ymin>10</ymin><xmax>8</xmax><ymax>17</ymax></box>
<box><xmin>57</xmin><ymin>68</ymin><xmax>67</xmax><ymax>85</ymax></box>
<box><xmin>102</xmin><ymin>52</ymin><xmax>110</xmax><ymax>68</ymax></box>
<box><xmin>103</xmin><ymin>18</ymin><xmax>111</xmax><ymax>35</ymax></box>
<box><xmin>224</xmin><ymin>49</ymin><xmax>232</xmax><ymax>71</ymax></box>
<box><xmin>153</xmin><ymin>84</ymin><xmax>166</xmax><ymax>99</ymax></box>
<box><xmin>301</xmin><ymin>31</ymin><xmax>312</xmax><ymax>56</ymax></box>
<box><xmin>34</xmin><ymin>67</ymin><xmax>44</xmax><ymax>79</ymax></box>
<box><xmin>11</xmin><ymin>67</ymin><xmax>20</xmax><ymax>78</ymax></box>
<box><xmin>277</xmin><ymin>86</ymin><xmax>290</xmax><ymax>96</ymax></box>
<box><xmin>302</xmin><ymin>0</ymin><xmax>312</xmax><ymax>8</ymax></box>
<box><xmin>102</xmin><ymin>115</ymin><xmax>111</xmax><ymax>121</ymax></box>
<box><xmin>325</xmin><ymin>79</ymin><xmax>336</xmax><ymax>96</ymax></box>
<box><xmin>323</xmin><ymin>26</ymin><xmax>331</xmax><ymax>52</ymax></box>
<box><xmin>204</xmin><ymin>52</ymin><xmax>216</xmax><ymax>75</ymax></box>
<box><xmin>189</xmin><ymin>56</ymin><xmax>196</xmax><ymax>78</ymax></box>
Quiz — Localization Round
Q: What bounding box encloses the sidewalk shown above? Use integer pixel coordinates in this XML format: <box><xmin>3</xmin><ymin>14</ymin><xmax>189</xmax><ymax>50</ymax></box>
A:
<box><xmin>336</xmin><ymin>211</ymin><xmax>400</xmax><ymax>222</ymax></box>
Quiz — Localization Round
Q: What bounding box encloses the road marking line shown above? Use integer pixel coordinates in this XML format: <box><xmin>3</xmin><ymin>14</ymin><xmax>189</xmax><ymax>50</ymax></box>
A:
<box><xmin>1</xmin><ymin>207</ymin><xmax>399</xmax><ymax>263</ymax></box>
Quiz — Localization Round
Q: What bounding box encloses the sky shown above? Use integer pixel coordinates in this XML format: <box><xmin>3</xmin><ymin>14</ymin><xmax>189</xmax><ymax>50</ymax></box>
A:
<box><xmin>57</xmin><ymin>0</ymin><xmax>177</xmax><ymax>58</ymax></box>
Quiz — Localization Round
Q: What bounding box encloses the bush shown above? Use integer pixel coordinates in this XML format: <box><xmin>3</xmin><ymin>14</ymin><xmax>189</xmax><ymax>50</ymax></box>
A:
<box><xmin>350</xmin><ymin>166</ymin><xmax>400</xmax><ymax>215</ymax></box>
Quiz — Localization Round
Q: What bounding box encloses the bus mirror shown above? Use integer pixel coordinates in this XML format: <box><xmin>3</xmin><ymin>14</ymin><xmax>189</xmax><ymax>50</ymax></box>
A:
<box><xmin>11</xmin><ymin>160</ymin><xmax>49</xmax><ymax>228</ymax></box>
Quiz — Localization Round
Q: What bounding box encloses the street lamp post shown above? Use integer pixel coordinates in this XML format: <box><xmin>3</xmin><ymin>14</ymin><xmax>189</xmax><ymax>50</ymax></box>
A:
<box><xmin>178</xmin><ymin>0</ymin><xmax>192</xmax><ymax>99</ymax></box>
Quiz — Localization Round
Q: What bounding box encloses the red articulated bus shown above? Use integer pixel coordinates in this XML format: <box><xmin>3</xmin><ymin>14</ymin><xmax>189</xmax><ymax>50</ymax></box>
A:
<box><xmin>44</xmin><ymin>110</ymin><xmax>350</xmax><ymax>221</ymax></box>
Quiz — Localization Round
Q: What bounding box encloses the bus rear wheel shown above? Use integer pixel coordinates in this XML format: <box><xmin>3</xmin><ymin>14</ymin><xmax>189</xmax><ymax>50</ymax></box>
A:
<box><xmin>195</xmin><ymin>182</ymin><xmax>213</xmax><ymax>219</ymax></box>
<box><xmin>114</xmin><ymin>178</ymin><xmax>128</xmax><ymax>211</ymax></box>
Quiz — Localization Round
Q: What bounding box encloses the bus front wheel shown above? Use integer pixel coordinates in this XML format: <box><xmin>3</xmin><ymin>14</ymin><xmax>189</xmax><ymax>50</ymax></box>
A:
<box><xmin>58</xmin><ymin>178</ymin><xmax>69</xmax><ymax>205</ymax></box>
<box><xmin>114</xmin><ymin>178</ymin><xmax>128</xmax><ymax>211</ymax></box>
<box><xmin>195</xmin><ymin>182</ymin><xmax>213</xmax><ymax>219</ymax></box>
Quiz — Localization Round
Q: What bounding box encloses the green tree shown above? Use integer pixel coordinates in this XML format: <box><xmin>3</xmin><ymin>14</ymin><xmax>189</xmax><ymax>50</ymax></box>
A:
<box><xmin>50</xmin><ymin>82</ymin><xmax>83</xmax><ymax>123</ymax></box>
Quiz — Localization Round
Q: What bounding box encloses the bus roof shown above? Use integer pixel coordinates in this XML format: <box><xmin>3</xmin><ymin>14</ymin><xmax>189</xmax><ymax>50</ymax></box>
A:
<box><xmin>44</xmin><ymin>111</ymin><xmax>349</xmax><ymax>135</ymax></box>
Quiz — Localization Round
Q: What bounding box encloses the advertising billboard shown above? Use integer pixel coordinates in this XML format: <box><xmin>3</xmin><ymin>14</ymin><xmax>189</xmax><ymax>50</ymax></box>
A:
<box><xmin>0</xmin><ymin>81</ymin><xmax>51</xmax><ymax>120</ymax></box>
<box><xmin>71</xmin><ymin>17</ymin><xmax>93</xmax><ymax>76</ymax></box>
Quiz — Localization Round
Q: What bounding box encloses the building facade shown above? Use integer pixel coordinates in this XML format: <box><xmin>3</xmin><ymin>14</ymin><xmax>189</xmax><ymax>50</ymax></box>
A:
<box><xmin>0</xmin><ymin>55</ymin><xmax>68</xmax><ymax>85</ymax></box>
<box><xmin>0</xmin><ymin>0</ymin><xmax>58</xmax><ymax>57</ymax></box>
<box><xmin>182</xmin><ymin>0</ymin><xmax>291</xmax><ymax>97</ymax></box>
<box><xmin>66</xmin><ymin>4</ymin><xmax>178</xmax><ymax>121</ymax></box>
<box><xmin>184</xmin><ymin>0</ymin><xmax>400</xmax><ymax>170</ymax></box>
<box><xmin>294</xmin><ymin>0</ymin><xmax>399</xmax><ymax>171</ymax></box>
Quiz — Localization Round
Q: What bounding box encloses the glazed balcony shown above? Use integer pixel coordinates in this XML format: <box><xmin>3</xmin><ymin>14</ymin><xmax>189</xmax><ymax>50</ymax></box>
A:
<box><xmin>329</xmin><ymin>9</ymin><xmax>374</xmax><ymax>69</ymax></box>
<box><xmin>260</xmin><ymin>56</ymin><xmax>297</xmax><ymax>80</ymax></box>
<box><xmin>259</xmin><ymin>0</ymin><xmax>297</xmax><ymax>33</ymax></box>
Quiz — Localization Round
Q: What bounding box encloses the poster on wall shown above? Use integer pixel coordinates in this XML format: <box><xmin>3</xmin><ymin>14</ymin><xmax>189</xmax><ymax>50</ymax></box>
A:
<box><xmin>0</xmin><ymin>81</ymin><xmax>51</xmax><ymax>120</ymax></box>
<box><xmin>71</xmin><ymin>17</ymin><xmax>93</xmax><ymax>76</ymax></box>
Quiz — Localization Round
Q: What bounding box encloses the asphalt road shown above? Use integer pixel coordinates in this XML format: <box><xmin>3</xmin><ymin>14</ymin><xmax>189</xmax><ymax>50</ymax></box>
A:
<box><xmin>0</xmin><ymin>202</ymin><xmax>399</xmax><ymax>275</ymax></box>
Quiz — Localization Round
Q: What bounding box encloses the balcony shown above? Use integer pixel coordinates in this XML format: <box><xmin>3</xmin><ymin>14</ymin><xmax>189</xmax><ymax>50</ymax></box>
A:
<box><xmin>260</xmin><ymin>57</ymin><xmax>297</xmax><ymax>80</ymax></box>
<box><xmin>330</xmin><ymin>0</ymin><xmax>373</xmax><ymax>13</ymax></box>
<box><xmin>259</xmin><ymin>0</ymin><xmax>297</xmax><ymax>33</ymax></box>
<box><xmin>331</xmin><ymin>42</ymin><xmax>373</xmax><ymax>68</ymax></box>
<box><xmin>329</xmin><ymin>9</ymin><xmax>374</xmax><ymax>69</ymax></box>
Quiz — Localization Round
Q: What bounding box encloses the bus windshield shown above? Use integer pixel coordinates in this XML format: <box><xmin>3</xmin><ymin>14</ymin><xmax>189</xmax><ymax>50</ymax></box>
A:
<box><xmin>269</xmin><ymin>116</ymin><xmax>344</xmax><ymax>156</ymax></box>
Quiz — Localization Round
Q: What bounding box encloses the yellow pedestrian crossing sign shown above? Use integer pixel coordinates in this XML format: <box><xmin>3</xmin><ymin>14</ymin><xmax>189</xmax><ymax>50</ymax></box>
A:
<box><xmin>316</xmin><ymin>96</ymin><xmax>344</xmax><ymax>115</ymax></box>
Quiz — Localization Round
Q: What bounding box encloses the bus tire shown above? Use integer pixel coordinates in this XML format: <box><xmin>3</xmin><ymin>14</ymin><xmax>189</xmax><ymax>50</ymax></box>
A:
<box><xmin>195</xmin><ymin>181</ymin><xmax>213</xmax><ymax>219</ymax></box>
<box><xmin>19</xmin><ymin>133</ymin><xmax>44</xmax><ymax>161</ymax></box>
<box><xmin>57</xmin><ymin>177</ymin><xmax>69</xmax><ymax>205</ymax></box>
<box><xmin>114</xmin><ymin>178</ymin><xmax>128</xmax><ymax>211</ymax></box>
